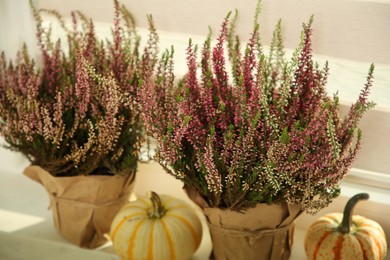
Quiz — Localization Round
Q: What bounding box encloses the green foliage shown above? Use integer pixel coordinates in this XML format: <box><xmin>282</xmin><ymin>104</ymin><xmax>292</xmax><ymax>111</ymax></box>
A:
<box><xmin>0</xmin><ymin>0</ymin><xmax>156</xmax><ymax>176</ymax></box>
<box><xmin>140</xmin><ymin>1</ymin><xmax>374</xmax><ymax>212</ymax></box>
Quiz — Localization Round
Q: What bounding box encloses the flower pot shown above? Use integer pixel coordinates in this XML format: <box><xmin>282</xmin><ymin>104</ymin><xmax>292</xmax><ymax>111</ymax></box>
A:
<box><xmin>23</xmin><ymin>165</ymin><xmax>135</xmax><ymax>249</ymax></box>
<box><xmin>186</xmin><ymin>187</ymin><xmax>302</xmax><ymax>260</ymax></box>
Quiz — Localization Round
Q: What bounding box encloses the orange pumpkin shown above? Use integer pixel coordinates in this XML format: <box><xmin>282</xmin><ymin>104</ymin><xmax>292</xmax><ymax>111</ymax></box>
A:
<box><xmin>109</xmin><ymin>191</ymin><xmax>202</xmax><ymax>260</ymax></box>
<box><xmin>304</xmin><ymin>193</ymin><xmax>387</xmax><ymax>260</ymax></box>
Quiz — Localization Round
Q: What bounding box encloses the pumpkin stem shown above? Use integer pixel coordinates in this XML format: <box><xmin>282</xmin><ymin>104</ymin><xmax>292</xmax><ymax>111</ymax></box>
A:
<box><xmin>149</xmin><ymin>191</ymin><xmax>166</xmax><ymax>219</ymax></box>
<box><xmin>337</xmin><ymin>193</ymin><xmax>369</xmax><ymax>234</ymax></box>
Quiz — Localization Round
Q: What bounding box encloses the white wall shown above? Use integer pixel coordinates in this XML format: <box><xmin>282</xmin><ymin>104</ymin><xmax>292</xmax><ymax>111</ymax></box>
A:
<box><xmin>37</xmin><ymin>0</ymin><xmax>390</xmax><ymax>65</ymax></box>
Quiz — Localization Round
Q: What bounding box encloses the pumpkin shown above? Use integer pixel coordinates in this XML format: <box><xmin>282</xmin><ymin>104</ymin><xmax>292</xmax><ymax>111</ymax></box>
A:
<box><xmin>109</xmin><ymin>191</ymin><xmax>202</xmax><ymax>260</ymax></box>
<box><xmin>304</xmin><ymin>193</ymin><xmax>387</xmax><ymax>260</ymax></box>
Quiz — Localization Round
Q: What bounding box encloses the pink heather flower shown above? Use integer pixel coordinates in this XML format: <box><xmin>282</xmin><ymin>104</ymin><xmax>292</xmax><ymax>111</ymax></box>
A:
<box><xmin>0</xmin><ymin>0</ymin><xmax>155</xmax><ymax>176</ymax></box>
<box><xmin>140</xmin><ymin>13</ymin><xmax>374</xmax><ymax>212</ymax></box>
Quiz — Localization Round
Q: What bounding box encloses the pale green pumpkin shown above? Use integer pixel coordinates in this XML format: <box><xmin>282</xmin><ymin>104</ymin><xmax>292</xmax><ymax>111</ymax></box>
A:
<box><xmin>109</xmin><ymin>192</ymin><xmax>202</xmax><ymax>260</ymax></box>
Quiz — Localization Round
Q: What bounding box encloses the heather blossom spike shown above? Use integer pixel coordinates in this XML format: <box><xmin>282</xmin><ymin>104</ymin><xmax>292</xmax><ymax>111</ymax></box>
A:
<box><xmin>0</xmin><ymin>0</ymin><xmax>157</xmax><ymax>176</ymax></box>
<box><xmin>140</xmin><ymin>11</ymin><xmax>374</xmax><ymax>212</ymax></box>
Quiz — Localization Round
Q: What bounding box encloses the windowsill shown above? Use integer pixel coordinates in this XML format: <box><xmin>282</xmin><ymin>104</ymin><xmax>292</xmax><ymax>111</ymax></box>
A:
<box><xmin>0</xmin><ymin>159</ymin><xmax>306</xmax><ymax>260</ymax></box>
<box><xmin>0</xmin><ymin>157</ymin><xmax>389</xmax><ymax>259</ymax></box>
<box><xmin>0</xmin><ymin>227</ymin><xmax>306</xmax><ymax>259</ymax></box>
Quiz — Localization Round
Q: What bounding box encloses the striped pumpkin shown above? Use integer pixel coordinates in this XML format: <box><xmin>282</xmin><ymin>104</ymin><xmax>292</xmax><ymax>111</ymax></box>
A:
<box><xmin>304</xmin><ymin>193</ymin><xmax>387</xmax><ymax>260</ymax></box>
<box><xmin>109</xmin><ymin>191</ymin><xmax>202</xmax><ymax>260</ymax></box>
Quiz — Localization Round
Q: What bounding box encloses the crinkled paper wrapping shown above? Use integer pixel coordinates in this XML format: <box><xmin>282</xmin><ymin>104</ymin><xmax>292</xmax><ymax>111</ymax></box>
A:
<box><xmin>24</xmin><ymin>165</ymin><xmax>135</xmax><ymax>248</ymax></box>
<box><xmin>185</xmin><ymin>187</ymin><xmax>302</xmax><ymax>260</ymax></box>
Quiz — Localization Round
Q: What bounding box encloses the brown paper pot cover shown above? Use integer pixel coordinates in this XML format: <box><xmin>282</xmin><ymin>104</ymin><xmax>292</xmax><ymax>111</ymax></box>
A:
<box><xmin>186</xmin><ymin>187</ymin><xmax>302</xmax><ymax>260</ymax></box>
<box><xmin>23</xmin><ymin>165</ymin><xmax>135</xmax><ymax>248</ymax></box>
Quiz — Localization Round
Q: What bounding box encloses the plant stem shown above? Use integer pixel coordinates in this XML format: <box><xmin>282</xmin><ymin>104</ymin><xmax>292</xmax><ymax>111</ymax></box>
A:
<box><xmin>337</xmin><ymin>193</ymin><xmax>369</xmax><ymax>234</ymax></box>
<box><xmin>149</xmin><ymin>191</ymin><xmax>166</xmax><ymax>219</ymax></box>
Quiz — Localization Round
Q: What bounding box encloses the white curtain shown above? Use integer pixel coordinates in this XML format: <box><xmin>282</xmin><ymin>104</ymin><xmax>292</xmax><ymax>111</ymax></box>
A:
<box><xmin>0</xmin><ymin>0</ymin><xmax>38</xmax><ymax>60</ymax></box>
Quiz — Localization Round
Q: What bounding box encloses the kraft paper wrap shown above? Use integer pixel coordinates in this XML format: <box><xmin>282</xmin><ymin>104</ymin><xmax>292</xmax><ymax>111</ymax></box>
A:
<box><xmin>185</xmin><ymin>187</ymin><xmax>302</xmax><ymax>260</ymax></box>
<box><xmin>23</xmin><ymin>165</ymin><xmax>135</xmax><ymax>249</ymax></box>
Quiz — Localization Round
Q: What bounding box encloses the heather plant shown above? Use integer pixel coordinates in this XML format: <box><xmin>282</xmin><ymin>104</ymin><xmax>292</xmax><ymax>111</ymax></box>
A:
<box><xmin>0</xmin><ymin>0</ymin><xmax>158</xmax><ymax>176</ymax></box>
<box><xmin>140</xmin><ymin>12</ymin><xmax>375</xmax><ymax>213</ymax></box>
